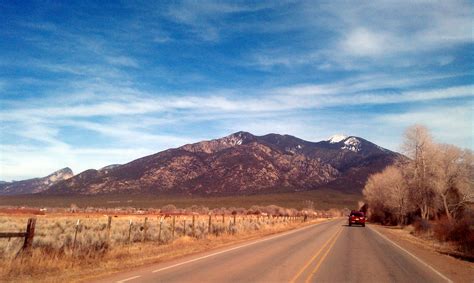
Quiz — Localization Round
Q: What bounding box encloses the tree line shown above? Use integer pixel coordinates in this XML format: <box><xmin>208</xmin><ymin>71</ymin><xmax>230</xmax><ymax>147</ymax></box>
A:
<box><xmin>363</xmin><ymin>124</ymin><xmax>473</xmax><ymax>225</ymax></box>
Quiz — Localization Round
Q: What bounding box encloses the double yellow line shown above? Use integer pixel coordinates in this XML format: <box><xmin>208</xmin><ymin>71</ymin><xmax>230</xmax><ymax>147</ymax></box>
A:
<box><xmin>290</xmin><ymin>226</ymin><xmax>343</xmax><ymax>283</ymax></box>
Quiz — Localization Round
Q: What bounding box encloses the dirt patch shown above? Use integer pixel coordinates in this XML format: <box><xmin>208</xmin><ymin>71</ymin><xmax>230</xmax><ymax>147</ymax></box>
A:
<box><xmin>0</xmin><ymin>208</ymin><xmax>45</xmax><ymax>215</ymax></box>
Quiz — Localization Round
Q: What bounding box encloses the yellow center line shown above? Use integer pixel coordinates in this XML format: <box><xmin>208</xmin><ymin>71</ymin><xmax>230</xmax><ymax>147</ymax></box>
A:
<box><xmin>290</xmin><ymin>226</ymin><xmax>342</xmax><ymax>283</ymax></box>
<box><xmin>304</xmin><ymin>226</ymin><xmax>343</xmax><ymax>283</ymax></box>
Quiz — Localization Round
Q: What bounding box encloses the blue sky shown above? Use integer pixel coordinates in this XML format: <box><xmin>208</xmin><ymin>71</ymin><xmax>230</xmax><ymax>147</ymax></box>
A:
<box><xmin>0</xmin><ymin>1</ymin><xmax>473</xmax><ymax>181</ymax></box>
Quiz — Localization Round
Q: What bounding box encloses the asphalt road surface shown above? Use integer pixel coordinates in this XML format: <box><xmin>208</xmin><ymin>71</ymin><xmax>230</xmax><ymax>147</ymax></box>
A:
<box><xmin>98</xmin><ymin>219</ymin><xmax>451</xmax><ymax>283</ymax></box>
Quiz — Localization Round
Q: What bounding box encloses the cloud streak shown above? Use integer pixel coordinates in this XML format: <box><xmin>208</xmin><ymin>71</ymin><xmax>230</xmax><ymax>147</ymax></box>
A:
<box><xmin>1</xmin><ymin>83</ymin><xmax>472</xmax><ymax>122</ymax></box>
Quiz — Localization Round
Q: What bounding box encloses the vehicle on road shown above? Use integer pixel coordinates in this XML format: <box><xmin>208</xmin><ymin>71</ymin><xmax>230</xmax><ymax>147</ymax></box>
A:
<box><xmin>348</xmin><ymin>210</ymin><xmax>366</xmax><ymax>227</ymax></box>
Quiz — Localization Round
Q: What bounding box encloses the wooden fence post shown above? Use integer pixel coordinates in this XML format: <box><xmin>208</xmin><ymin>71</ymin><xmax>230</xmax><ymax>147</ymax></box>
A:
<box><xmin>22</xmin><ymin>218</ymin><xmax>36</xmax><ymax>250</ymax></box>
<box><xmin>172</xmin><ymin>216</ymin><xmax>175</xmax><ymax>239</ymax></box>
<box><xmin>183</xmin><ymin>219</ymin><xmax>187</xmax><ymax>236</ymax></box>
<box><xmin>128</xmin><ymin>220</ymin><xmax>133</xmax><ymax>243</ymax></box>
<box><xmin>158</xmin><ymin>217</ymin><xmax>163</xmax><ymax>243</ymax></box>
<box><xmin>106</xmin><ymin>216</ymin><xmax>112</xmax><ymax>242</ymax></box>
<box><xmin>192</xmin><ymin>215</ymin><xmax>196</xmax><ymax>237</ymax></box>
<box><xmin>143</xmin><ymin>217</ymin><xmax>148</xmax><ymax>242</ymax></box>
<box><xmin>208</xmin><ymin>214</ymin><xmax>212</xmax><ymax>234</ymax></box>
<box><xmin>73</xmin><ymin>219</ymin><xmax>80</xmax><ymax>251</ymax></box>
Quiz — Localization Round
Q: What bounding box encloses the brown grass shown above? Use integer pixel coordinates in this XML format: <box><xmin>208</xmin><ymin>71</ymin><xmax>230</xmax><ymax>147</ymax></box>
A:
<box><xmin>0</xmin><ymin>189</ymin><xmax>359</xmax><ymax>210</ymax></box>
<box><xmin>0</xmin><ymin>213</ymin><xmax>328</xmax><ymax>282</ymax></box>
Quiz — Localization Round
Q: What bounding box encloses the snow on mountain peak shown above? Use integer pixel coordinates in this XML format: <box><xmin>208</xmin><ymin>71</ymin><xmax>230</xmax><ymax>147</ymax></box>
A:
<box><xmin>327</xmin><ymin>134</ymin><xmax>348</xmax><ymax>143</ymax></box>
<box><xmin>342</xmin><ymin>137</ymin><xmax>361</xmax><ymax>152</ymax></box>
<box><xmin>225</xmin><ymin>133</ymin><xmax>244</xmax><ymax>146</ymax></box>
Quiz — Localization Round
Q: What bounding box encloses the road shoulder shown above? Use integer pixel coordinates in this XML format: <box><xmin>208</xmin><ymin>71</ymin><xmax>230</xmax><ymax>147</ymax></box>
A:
<box><xmin>369</xmin><ymin>224</ymin><xmax>474</xmax><ymax>283</ymax></box>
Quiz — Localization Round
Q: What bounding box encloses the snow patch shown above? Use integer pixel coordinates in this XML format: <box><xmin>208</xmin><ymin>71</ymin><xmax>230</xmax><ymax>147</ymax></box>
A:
<box><xmin>327</xmin><ymin>134</ymin><xmax>348</xmax><ymax>143</ymax></box>
<box><xmin>226</xmin><ymin>136</ymin><xmax>243</xmax><ymax>146</ymax></box>
<box><xmin>225</xmin><ymin>132</ymin><xmax>247</xmax><ymax>146</ymax></box>
<box><xmin>341</xmin><ymin>137</ymin><xmax>361</xmax><ymax>152</ymax></box>
<box><xmin>287</xmin><ymin>144</ymin><xmax>303</xmax><ymax>154</ymax></box>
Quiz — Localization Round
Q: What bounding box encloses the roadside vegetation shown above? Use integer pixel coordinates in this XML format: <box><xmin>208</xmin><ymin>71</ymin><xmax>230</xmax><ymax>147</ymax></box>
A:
<box><xmin>0</xmin><ymin>205</ymin><xmax>345</xmax><ymax>282</ymax></box>
<box><xmin>363</xmin><ymin>124</ymin><xmax>474</xmax><ymax>258</ymax></box>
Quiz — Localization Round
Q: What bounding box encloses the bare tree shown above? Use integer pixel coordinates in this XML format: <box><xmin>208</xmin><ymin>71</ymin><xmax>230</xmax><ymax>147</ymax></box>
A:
<box><xmin>363</xmin><ymin>170</ymin><xmax>388</xmax><ymax>217</ymax></box>
<box><xmin>385</xmin><ymin>167</ymin><xmax>412</xmax><ymax>224</ymax></box>
<box><xmin>365</xmin><ymin>124</ymin><xmax>473</xmax><ymax>224</ymax></box>
<box><xmin>363</xmin><ymin>166</ymin><xmax>411</xmax><ymax>224</ymax></box>
<box><xmin>401</xmin><ymin>125</ymin><xmax>437</xmax><ymax>219</ymax></box>
<box><xmin>433</xmin><ymin>144</ymin><xmax>474</xmax><ymax>221</ymax></box>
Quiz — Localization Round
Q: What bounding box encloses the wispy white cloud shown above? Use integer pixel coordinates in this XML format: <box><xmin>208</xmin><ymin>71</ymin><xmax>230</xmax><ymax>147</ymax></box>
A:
<box><xmin>1</xmin><ymin>82</ymin><xmax>472</xmax><ymax>122</ymax></box>
<box><xmin>165</xmin><ymin>1</ymin><xmax>276</xmax><ymax>41</ymax></box>
<box><xmin>339</xmin><ymin>28</ymin><xmax>393</xmax><ymax>57</ymax></box>
<box><xmin>377</xmin><ymin>104</ymin><xmax>473</xmax><ymax>150</ymax></box>
<box><xmin>62</xmin><ymin>120</ymin><xmax>194</xmax><ymax>147</ymax></box>
<box><xmin>105</xmin><ymin>56</ymin><xmax>139</xmax><ymax>68</ymax></box>
<box><xmin>273</xmin><ymin>73</ymin><xmax>464</xmax><ymax>97</ymax></box>
<box><xmin>153</xmin><ymin>34</ymin><xmax>172</xmax><ymax>43</ymax></box>
<box><xmin>246</xmin><ymin>0</ymin><xmax>472</xmax><ymax>70</ymax></box>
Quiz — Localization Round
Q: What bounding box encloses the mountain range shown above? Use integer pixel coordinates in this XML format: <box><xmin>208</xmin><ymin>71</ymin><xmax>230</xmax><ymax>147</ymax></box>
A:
<box><xmin>1</xmin><ymin>132</ymin><xmax>401</xmax><ymax>196</ymax></box>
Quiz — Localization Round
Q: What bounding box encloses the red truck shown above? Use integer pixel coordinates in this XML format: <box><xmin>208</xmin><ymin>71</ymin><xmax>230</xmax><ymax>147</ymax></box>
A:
<box><xmin>348</xmin><ymin>210</ymin><xmax>366</xmax><ymax>227</ymax></box>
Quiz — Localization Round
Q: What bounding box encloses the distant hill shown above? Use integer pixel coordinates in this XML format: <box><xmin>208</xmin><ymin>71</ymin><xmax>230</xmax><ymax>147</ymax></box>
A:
<box><xmin>44</xmin><ymin>132</ymin><xmax>401</xmax><ymax>195</ymax></box>
<box><xmin>0</xmin><ymin>168</ymin><xmax>74</xmax><ymax>195</ymax></box>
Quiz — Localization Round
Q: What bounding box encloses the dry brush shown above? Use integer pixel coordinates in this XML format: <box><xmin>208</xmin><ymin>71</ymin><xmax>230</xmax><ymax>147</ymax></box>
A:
<box><xmin>0</xmin><ymin>205</ymin><xmax>330</xmax><ymax>282</ymax></box>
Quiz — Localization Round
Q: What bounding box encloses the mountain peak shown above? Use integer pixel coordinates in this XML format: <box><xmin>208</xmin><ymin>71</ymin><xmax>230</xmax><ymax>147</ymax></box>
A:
<box><xmin>327</xmin><ymin>134</ymin><xmax>348</xmax><ymax>143</ymax></box>
<box><xmin>45</xmin><ymin>167</ymin><xmax>74</xmax><ymax>183</ymax></box>
<box><xmin>0</xmin><ymin>167</ymin><xmax>74</xmax><ymax>195</ymax></box>
<box><xmin>220</xmin><ymin>131</ymin><xmax>254</xmax><ymax>146</ymax></box>
<box><xmin>55</xmin><ymin>167</ymin><xmax>73</xmax><ymax>175</ymax></box>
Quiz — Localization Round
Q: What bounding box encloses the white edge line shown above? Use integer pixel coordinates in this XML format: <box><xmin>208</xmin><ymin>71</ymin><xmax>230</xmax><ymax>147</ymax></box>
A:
<box><xmin>116</xmin><ymin>275</ymin><xmax>141</xmax><ymax>283</ymax></box>
<box><xmin>368</xmin><ymin>225</ymin><xmax>453</xmax><ymax>283</ymax></box>
<box><xmin>151</xmin><ymin>219</ymin><xmax>334</xmax><ymax>273</ymax></box>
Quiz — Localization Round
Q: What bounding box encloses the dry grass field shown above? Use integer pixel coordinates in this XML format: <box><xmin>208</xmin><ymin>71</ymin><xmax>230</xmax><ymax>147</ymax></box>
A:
<box><xmin>0</xmin><ymin>189</ymin><xmax>360</xmax><ymax>210</ymax></box>
<box><xmin>0</xmin><ymin>209</ymin><xmax>335</xmax><ymax>282</ymax></box>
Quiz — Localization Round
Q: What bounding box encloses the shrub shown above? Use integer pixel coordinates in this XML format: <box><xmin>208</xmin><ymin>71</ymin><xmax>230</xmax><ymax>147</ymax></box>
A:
<box><xmin>433</xmin><ymin>217</ymin><xmax>453</xmax><ymax>242</ymax></box>
<box><xmin>451</xmin><ymin>218</ymin><xmax>474</xmax><ymax>252</ymax></box>
<box><xmin>248</xmin><ymin>205</ymin><xmax>262</xmax><ymax>215</ymax></box>
<box><xmin>434</xmin><ymin>216</ymin><xmax>474</xmax><ymax>255</ymax></box>
<box><xmin>412</xmin><ymin>217</ymin><xmax>431</xmax><ymax>235</ymax></box>
<box><xmin>161</xmin><ymin>204</ymin><xmax>177</xmax><ymax>214</ymax></box>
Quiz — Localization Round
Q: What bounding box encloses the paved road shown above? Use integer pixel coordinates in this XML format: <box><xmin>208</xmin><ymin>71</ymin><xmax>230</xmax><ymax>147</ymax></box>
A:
<box><xmin>98</xmin><ymin>219</ymin><xmax>451</xmax><ymax>283</ymax></box>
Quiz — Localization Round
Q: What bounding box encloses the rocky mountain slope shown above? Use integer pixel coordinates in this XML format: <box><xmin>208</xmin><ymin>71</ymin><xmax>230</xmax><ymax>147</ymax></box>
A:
<box><xmin>45</xmin><ymin>132</ymin><xmax>400</xmax><ymax>195</ymax></box>
<box><xmin>0</xmin><ymin>167</ymin><xmax>74</xmax><ymax>195</ymax></box>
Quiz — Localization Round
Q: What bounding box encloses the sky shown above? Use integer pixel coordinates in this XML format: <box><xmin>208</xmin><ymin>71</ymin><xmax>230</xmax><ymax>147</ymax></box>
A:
<box><xmin>0</xmin><ymin>1</ymin><xmax>473</xmax><ymax>181</ymax></box>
